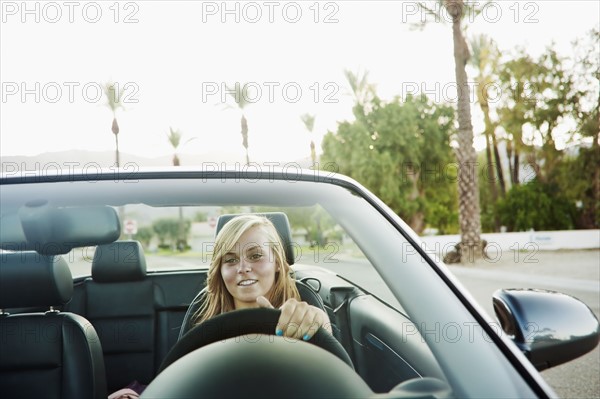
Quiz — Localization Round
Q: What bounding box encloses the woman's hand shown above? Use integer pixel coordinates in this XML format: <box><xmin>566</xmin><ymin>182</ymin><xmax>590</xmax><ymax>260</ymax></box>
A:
<box><xmin>257</xmin><ymin>296</ymin><xmax>332</xmax><ymax>340</ymax></box>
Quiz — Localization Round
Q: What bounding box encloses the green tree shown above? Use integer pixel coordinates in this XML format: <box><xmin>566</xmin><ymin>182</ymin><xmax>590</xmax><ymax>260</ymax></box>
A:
<box><xmin>282</xmin><ymin>206</ymin><xmax>335</xmax><ymax>247</ymax></box>
<box><xmin>493</xmin><ymin>30</ymin><xmax>598</xmax><ymax>229</ymax></box>
<box><xmin>496</xmin><ymin>53</ymin><xmax>529</xmax><ymax>186</ymax></box>
<box><xmin>322</xmin><ymin>94</ymin><xmax>456</xmax><ymax>234</ymax></box>
<box><xmin>343</xmin><ymin>69</ymin><xmax>376</xmax><ymax>121</ymax></box>
<box><xmin>468</xmin><ymin>34</ymin><xmax>506</xmax><ymax>203</ymax></box>
<box><xmin>554</xmin><ymin>155</ymin><xmax>593</xmax><ymax>229</ymax></box>
<box><xmin>496</xmin><ymin>180</ymin><xmax>576</xmax><ymax>232</ymax></box>
<box><xmin>555</xmin><ymin>29</ymin><xmax>600</xmax><ymax>228</ymax></box>
<box><xmin>194</xmin><ymin>211</ymin><xmax>208</xmax><ymax>222</ymax></box>
<box><xmin>234</xmin><ymin>205</ymin><xmax>335</xmax><ymax>248</ymax></box>
<box><xmin>152</xmin><ymin>218</ymin><xmax>191</xmax><ymax>251</ymax></box>
<box><xmin>219</xmin><ymin>206</ymin><xmax>245</xmax><ymax>215</ymax></box>
<box><xmin>134</xmin><ymin>226</ymin><xmax>154</xmax><ymax>248</ymax></box>
<box><xmin>497</xmin><ymin>47</ymin><xmax>578</xmax><ymax>184</ymax></box>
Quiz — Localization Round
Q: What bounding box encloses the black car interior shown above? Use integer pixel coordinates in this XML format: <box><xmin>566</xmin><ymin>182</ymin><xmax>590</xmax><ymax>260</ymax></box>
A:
<box><xmin>63</xmin><ymin>240</ymin><xmax>205</xmax><ymax>392</ymax></box>
<box><xmin>0</xmin><ymin>253</ymin><xmax>107</xmax><ymax>399</ymax></box>
<box><xmin>65</xmin><ymin>240</ymin><xmax>160</xmax><ymax>392</ymax></box>
<box><xmin>1</xmin><ymin>210</ymin><xmax>446</xmax><ymax>396</ymax></box>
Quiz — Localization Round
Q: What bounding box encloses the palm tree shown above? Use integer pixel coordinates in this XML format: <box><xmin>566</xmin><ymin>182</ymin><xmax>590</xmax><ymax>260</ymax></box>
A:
<box><xmin>343</xmin><ymin>69</ymin><xmax>376</xmax><ymax>120</ymax></box>
<box><xmin>166</xmin><ymin>127</ymin><xmax>196</xmax><ymax>251</ymax></box>
<box><xmin>416</xmin><ymin>0</ymin><xmax>485</xmax><ymax>262</ymax></box>
<box><xmin>300</xmin><ymin>113</ymin><xmax>317</xmax><ymax>167</ymax></box>
<box><xmin>343</xmin><ymin>69</ymin><xmax>379</xmax><ymax>157</ymax></box>
<box><xmin>103</xmin><ymin>82</ymin><xmax>124</xmax><ymax>167</ymax></box>
<box><xmin>166</xmin><ymin>127</ymin><xmax>196</xmax><ymax>166</ymax></box>
<box><xmin>226</xmin><ymin>84</ymin><xmax>252</xmax><ymax>166</ymax></box>
<box><xmin>469</xmin><ymin>34</ymin><xmax>506</xmax><ymax>201</ymax></box>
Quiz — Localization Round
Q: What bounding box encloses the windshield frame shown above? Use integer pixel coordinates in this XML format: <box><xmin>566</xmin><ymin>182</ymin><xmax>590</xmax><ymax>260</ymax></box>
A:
<box><xmin>0</xmin><ymin>168</ymin><xmax>552</xmax><ymax>397</ymax></box>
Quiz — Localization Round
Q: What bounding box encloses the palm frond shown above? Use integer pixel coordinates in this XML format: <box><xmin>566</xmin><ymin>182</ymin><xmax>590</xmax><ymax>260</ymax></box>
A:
<box><xmin>300</xmin><ymin>113</ymin><xmax>316</xmax><ymax>132</ymax></box>
<box><xmin>103</xmin><ymin>82</ymin><xmax>124</xmax><ymax>113</ymax></box>
<box><xmin>468</xmin><ymin>33</ymin><xmax>499</xmax><ymax>73</ymax></box>
<box><xmin>343</xmin><ymin>69</ymin><xmax>374</xmax><ymax>105</ymax></box>
<box><xmin>183</xmin><ymin>137</ymin><xmax>198</xmax><ymax>146</ymax></box>
<box><xmin>226</xmin><ymin>83</ymin><xmax>251</xmax><ymax>110</ymax></box>
<box><xmin>166</xmin><ymin>127</ymin><xmax>183</xmax><ymax>149</ymax></box>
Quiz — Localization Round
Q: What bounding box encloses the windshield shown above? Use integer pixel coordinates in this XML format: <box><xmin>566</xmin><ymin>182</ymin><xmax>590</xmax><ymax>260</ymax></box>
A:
<box><xmin>0</xmin><ymin>174</ymin><xmax>537</xmax><ymax>397</ymax></box>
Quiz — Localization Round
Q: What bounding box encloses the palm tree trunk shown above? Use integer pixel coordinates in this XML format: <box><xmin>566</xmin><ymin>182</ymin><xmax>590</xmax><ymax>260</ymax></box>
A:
<box><xmin>506</xmin><ymin>139</ymin><xmax>514</xmax><ymax>186</ymax></box>
<box><xmin>484</xmin><ymin>131</ymin><xmax>500</xmax><ymax>231</ymax></box>
<box><xmin>448</xmin><ymin>0</ymin><xmax>483</xmax><ymax>262</ymax></box>
<box><xmin>482</xmin><ymin>112</ymin><xmax>498</xmax><ymax>203</ymax></box>
<box><xmin>512</xmin><ymin>150</ymin><xmax>520</xmax><ymax>185</ymax></box>
<box><xmin>169</xmin><ymin>148</ymin><xmax>185</xmax><ymax>251</ymax></box>
<box><xmin>241</xmin><ymin>115</ymin><xmax>249</xmax><ymax>166</ymax></box>
<box><xmin>114</xmin><ymin>131</ymin><xmax>123</xmax><ymax>230</ymax></box>
<box><xmin>592</xmin><ymin>138</ymin><xmax>600</xmax><ymax>228</ymax></box>
<box><xmin>478</xmin><ymin>86</ymin><xmax>500</xmax><ymax>203</ymax></box>
<box><xmin>112</xmin><ymin>116</ymin><xmax>120</xmax><ymax>168</ymax></box>
<box><xmin>491</xmin><ymin>133</ymin><xmax>506</xmax><ymax>196</ymax></box>
<box><xmin>114</xmin><ymin>134</ymin><xmax>120</xmax><ymax>168</ymax></box>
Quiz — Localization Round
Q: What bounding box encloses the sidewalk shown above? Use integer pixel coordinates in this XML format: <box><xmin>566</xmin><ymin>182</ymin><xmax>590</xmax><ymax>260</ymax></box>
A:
<box><xmin>462</xmin><ymin>249</ymin><xmax>600</xmax><ymax>281</ymax></box>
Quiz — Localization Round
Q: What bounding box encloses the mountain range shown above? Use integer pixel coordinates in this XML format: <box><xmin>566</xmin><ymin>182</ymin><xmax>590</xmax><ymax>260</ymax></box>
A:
<box><xmin>1</xmin><ymin>150</ymin><xmax>313</xmax><ymax>174</ymax></box>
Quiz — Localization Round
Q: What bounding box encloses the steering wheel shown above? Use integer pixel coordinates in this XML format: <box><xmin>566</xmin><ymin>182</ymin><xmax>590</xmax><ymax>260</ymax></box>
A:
<box><xmin>145</xmin><ymin>308</ymin><xmax>371</xmax><ymax>399</ymax></box>
<box><xmin>158</xmin><ymin>307</ymin><xmax>354</xmax><ymax>373</ymax></box>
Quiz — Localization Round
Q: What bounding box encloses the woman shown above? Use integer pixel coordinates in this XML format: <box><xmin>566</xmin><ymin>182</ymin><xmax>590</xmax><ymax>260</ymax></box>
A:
<box><xmin>192</xmin><ymin>214</ymin><xmax>332</xmax><ymax>340</ymax></box>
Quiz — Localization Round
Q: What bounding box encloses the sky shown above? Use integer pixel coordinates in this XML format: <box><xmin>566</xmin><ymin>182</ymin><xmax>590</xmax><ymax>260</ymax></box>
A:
<box><xmin>1</xmin><ymin>1</ymin><xmax>599</xmax><ymax>164</ymax></box>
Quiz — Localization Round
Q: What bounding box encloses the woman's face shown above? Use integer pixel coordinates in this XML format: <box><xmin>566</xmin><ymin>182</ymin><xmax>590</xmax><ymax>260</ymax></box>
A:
<box><xmin>220</xmin><ymin>226</ymin><xmax>279</xmax><ymax>309</ymax></box>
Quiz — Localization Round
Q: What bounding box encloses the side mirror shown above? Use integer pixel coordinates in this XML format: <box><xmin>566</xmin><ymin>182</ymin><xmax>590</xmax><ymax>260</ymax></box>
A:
<box><xmin>493</xmin><ymin>288</ymin><xmax>600</xmax><ymax>371</ymax></box>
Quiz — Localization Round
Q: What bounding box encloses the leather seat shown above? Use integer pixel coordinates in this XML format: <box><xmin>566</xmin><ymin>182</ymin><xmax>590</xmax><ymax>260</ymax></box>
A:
<box><xmin>85</xmin><ymin>240</ymin><xmax>159</xmax><ymax>392</ymax></box>
<box><xmin>0</xmin><ymin>252</ymin><xmax>107</xmax><ymax>399</ymax></box>
<box><xmin>178</xmin><ymin>212</ymin><xmax>325</xmax><ymax>339</ymax></box>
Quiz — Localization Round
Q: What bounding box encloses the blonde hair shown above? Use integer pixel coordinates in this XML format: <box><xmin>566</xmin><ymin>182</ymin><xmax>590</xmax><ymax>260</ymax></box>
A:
<box><xmin>193</xmin><ymin>214</ymin><xmax>300</xmax><ymax>325</ymax></box>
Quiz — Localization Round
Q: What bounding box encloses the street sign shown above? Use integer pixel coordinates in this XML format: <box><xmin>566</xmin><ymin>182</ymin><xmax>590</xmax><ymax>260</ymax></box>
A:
<box><xmin>208</xmin><ymin>216</ymin><xmax>217</xmax><ymax>228</ymax></box>
<box><xmin>123</xmin><ymin>219</ymin><xmax>138</xmax><ymax>235</ymax></box>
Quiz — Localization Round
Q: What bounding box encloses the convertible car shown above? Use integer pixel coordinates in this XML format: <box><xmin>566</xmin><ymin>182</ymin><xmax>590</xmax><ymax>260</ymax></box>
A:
<box><xmin>1</xmin><ymin>167</ymin><xmax>598</xmax><ymax>398</ymax></box>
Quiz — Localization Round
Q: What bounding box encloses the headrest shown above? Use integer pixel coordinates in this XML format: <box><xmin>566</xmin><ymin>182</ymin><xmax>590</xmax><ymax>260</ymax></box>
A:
<box><xmin>216</xmin><ymin>212</ymin><xmax>296</xmax><ymax>266</ymax></box>
<box><xmin>0</xmin><ymin>204</ymin><xmax>121</xmax><ymax>255</ymax></box>
<box><xmin>0</xmin><ymin>252</ymin><xmax>73</xmax><ymax>308</ymax></box>
<box><xmin>92</xmin><ymin>241</ymin><xmax>147</xmax><ymax>283</ymax></box>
